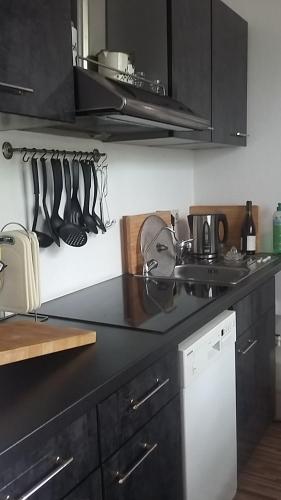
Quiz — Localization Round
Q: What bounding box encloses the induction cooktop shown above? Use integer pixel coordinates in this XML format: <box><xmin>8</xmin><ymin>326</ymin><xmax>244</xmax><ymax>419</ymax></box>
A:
<box><xmin>40</xmin><ymin>275</ymin><xmax>229</xmax><ymax>334</ymax></box>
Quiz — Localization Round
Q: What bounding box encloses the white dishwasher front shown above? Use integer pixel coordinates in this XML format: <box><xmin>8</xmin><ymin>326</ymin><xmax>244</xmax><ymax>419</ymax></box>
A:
<box><xmin>178</xmin><ymin>310</ymin><xmax>237</xmax><ymax>500</ymax></box>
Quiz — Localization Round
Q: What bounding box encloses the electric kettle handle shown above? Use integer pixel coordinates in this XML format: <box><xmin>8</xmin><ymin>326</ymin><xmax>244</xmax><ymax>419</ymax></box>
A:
<box><xmin>217</xmin><ymin>214</ymin><xmax>228</xmax><ymax>243</ymax></box>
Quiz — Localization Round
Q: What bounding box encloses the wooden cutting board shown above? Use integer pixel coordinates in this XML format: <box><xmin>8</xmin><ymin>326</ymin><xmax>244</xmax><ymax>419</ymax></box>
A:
<box><xmin>190</xmin><ymin>205</ymin><xmax>260</xmax><ymax>251</ymax></box>
<box><xmin>0</xmin><ymin>321</ymin><xmax>96</xmax><ymax>366</ymax></box>
<box><xmin>122</xmin><ymin>211</ymin><xmax>171</xmax><ymax>275</ymax></box>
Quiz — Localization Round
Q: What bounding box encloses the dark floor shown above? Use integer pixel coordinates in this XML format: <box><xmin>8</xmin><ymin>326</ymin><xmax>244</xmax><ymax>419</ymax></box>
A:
<box><xmin>235</xmin><ymin>423</ymin><xmax>281</xmax><ymax>499</ymax></box>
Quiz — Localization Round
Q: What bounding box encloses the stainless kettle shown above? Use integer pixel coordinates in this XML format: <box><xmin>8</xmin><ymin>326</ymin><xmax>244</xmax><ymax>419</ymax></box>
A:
<box><xmin>187</xmin><ymin>213</ymin><xmax>228</xmax><ymax>259</ymax></box>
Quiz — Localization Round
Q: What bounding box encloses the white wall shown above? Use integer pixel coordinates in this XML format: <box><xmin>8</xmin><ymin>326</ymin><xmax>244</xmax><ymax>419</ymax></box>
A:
<box><xmin>0</xmin><ymin>130</ymin><xmax>194</xmax><ymax>301</ymax></box>
<box><xmin>193</xmin><ymin>0</ymin><xmax>281</xmax><ymax>311</ymax></box>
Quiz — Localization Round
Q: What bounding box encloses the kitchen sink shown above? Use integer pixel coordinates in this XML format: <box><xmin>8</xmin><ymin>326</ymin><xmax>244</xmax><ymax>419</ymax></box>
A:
<box><xmin>139</xmin><ymin>255</ymin><xmax>277</xmax><ymax>286</ymax></box>
<box><xmin>173</xmin><ymin>263</ymin><xmax>250</xmax><ymax>285</ymax></box>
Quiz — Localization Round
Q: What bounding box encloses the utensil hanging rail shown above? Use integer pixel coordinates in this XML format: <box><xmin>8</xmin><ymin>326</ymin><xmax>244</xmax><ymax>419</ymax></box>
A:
<box><xmin>2</xmin><ymin>141</ymin><xmax>106</xmax><ymax>162</ymax></box>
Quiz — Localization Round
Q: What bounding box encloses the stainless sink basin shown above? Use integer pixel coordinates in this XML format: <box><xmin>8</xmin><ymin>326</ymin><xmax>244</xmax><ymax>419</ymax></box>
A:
<box><xmin>137</xmin><ymin>254</ymin><xmax>277</xmax><ymax>286</ymax></box>
<box><xmin>173</xmin><ymin>263</ymin><xmax>250</xmax><ymax>285</ymax></box>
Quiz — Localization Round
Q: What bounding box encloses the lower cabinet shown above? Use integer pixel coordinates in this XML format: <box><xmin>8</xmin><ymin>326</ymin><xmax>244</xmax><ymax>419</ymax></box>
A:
<box><xmin>236</xmin><ymin>325</ymin><xmax>259</xmax><ymax>470</ymax></box>
<box><xmin>234</xmin><ymin>282</ymin><xmax>275</xmax><ymax>472</ymax></box>
<box><xmin>63</xmin><ymin>469</ymin><xmax>102</xmax><ymax>500</ymax></box>
<box><xmin>102</xmin><ymin>395</ymin><xmax>183</xmax><ymax>500</ymax></box>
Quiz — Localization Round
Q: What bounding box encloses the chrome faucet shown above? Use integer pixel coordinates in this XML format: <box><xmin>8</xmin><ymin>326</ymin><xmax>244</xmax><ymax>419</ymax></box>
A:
<box><xmin>176</xmin><ymin>238</ymin><xmax>193</xmax><ymax>264</ymax></box>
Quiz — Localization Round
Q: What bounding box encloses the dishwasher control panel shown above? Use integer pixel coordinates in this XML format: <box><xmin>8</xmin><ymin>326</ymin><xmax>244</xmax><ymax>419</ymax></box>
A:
<box><xmin>178</xmin><ymin>310</ymin><xmax>236</xmax><ymax>387</ymax></box>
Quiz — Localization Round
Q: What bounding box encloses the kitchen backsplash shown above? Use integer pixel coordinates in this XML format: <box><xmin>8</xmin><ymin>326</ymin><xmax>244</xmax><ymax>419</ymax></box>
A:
<box><xmin>0</xmin><ymin>130</ymin><xmax>194</xmax><ymax>301</ymax></box>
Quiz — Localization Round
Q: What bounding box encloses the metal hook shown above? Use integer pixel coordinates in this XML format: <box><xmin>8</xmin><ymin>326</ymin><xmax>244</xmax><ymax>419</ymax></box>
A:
<box><xmin>78</xmin><ymin>151</ymin><xmax>83</xmax><ymax>162</ymax></box>
<box><xmin>22</xmin><ymin>148</ymin><xmax>30</xmax><ymax>163</ymax></box>
<box><xmin>88</xmin><ymin>150</ymin><xmax>96</xmax><ymax>163</ymax></box>
<box><xmin>62</xmin><ymin>150</ymin><xmax>67</xmax><ymax>160</ymax></box>
<box><xmin>56</xmin><ymin>149</ymin><xmax>60</xmax><ymax>160</ymax></box>
<box><xmin>73</xmin><ymin>150</ymin><xmax>77</xmax><ymax>161</ymax></box>
<box><xmin>31</xmin><ymin>148</ymin><xmax>38</xmax><ymax>159</ymax></box>
<box><xmin>92</xmin><ymin>149</ymin><xmax>102</xmax><ymax>163</ymax></box>
<box><xmin>96</xmin><ymin>151</ymin><xmax>108</xmax><ymax>168</ymax></box>
<box><xmin>40</xmin><ymin>148</ymin><xmax>47</xmax><ymax>160</ymax></box>
<box><xmin>51</xmin><ymin>149</ymin><xmax>56</xmax><ymax>159</ymax></box>
<box><xmin>85</xmin><ymin>152</ymin><xmax>92</xmax><ymax>163</ymax></box>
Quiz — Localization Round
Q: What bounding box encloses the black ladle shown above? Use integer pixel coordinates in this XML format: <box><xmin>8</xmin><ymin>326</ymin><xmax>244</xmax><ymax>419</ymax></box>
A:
<box><xmin>70</xmin><ymin>159</ymin><xmax>84</xmax><ymax>227</ymax></box>
<box><xmin>81</xmin><ymin>160</ymin><xmax>98</xmax><ymax>234</ymax></box>
<box><xmin>31</xmin><ymin>157</ymin><xmax>54</xmax><ymax>248</ymax></box>
<box><xmin>50</xmin><ymin>158</ymin><xmax>64</xmax><ymax>239</ymax></box>
<box><xmin>59</xmin><ymin>158</ymin><xmax>87</xmax><ymax>247</ymax></box>
<box><xmin>41</xmin><ymin>157</ymin><xmax>60</xmax><ymax>246</ymax></box>
<box><xmin>91</xmin><ymin>161</ymin><xmax>106</xmax><ymax>233</ymax></box>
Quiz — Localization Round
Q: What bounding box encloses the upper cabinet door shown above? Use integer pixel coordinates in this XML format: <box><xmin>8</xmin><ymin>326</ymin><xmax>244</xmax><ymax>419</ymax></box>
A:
<box><xmin>212</xmin><ymin>0</ymin><xmax>248</xmax><ymax>146</ymax></box>
<box><xmin>106</xmin><ymin>0</ymin><xmax>168</xmax><ymax>90</ymax></box>
<box><xmin>171</xmin><ymin>0</ymin><xmax>211</xmax><ymax>120</ymax></box>
<box><xmin>171</xmin><ymin>0</ymin><xmax>212</xmax><ymax>143</ymax></box>
<box><xmin>0</xmin><ymin>0</ymin><xmax>75</xmax><ymax>124</ymax></box>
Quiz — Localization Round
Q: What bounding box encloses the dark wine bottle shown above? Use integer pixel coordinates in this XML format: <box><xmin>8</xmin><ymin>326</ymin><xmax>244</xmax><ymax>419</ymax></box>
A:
<box><xmin>241</xmin><ymin>200</ymin><xmax>256</xmax><ymax>255</ymax></box>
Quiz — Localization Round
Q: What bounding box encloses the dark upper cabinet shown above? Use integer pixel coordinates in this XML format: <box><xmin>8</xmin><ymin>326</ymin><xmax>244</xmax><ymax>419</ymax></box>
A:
<box><xmin>171</xmin><ymin>0</ymin><xmax>248</xmax><ymax>147</ymax></box>
<box><xmin>171</xmin><ymin>0</ymin><xmax>212</xmax><ymax>143</ymax></box>
<box><xmin>212</xmin><ymin>0</ymin><xmax>248</xmax><ymax>146</ymax></box>
<box><xmin>106</xmin><ymin>0</ymin><xmax>168</xmax><ymax>89</ymax></box>
<box><xmin>0</xmin><ymin>0</ymin><xmax>75</xmax><ymax>129</ymax></box>
<box><xmin>104</xmin><ymin>0</ymin><xmax>248</xmax><ymax>148</ymax></box>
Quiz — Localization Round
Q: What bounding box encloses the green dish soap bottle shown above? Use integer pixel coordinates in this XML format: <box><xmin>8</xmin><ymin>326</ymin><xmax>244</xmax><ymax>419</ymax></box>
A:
<box><xmin>273</xmin><ymin>203</ymin><xmax>281</xmax><ymax>253</ymax></box>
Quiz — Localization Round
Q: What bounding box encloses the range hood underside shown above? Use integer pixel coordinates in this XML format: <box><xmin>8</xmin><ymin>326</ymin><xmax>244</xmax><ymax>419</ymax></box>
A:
<box><xmin>33</xmin><ymin>113</ymin><xmax>210</xmax><ymax>143</ymax></box>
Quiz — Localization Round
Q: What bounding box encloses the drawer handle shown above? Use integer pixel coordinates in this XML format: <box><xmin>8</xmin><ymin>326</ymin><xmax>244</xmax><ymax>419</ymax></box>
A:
<box><xmin>117</xmin><ymin>443</ymin><xmax>158</xmax><ymax>485</ymax></box>
<box><xmin>0</xmin><ymin>81</ymin><xmax>34</xmax><ymax>95</ymax></box>
<box><xmin>238</xmin><ymin>339</ymin><xmax>258</xmax><ymax>356</ymax></box>
<box><xmin>3</xmin><ymin>456</ymin><xmax>74</xmax><ymax>500</ymax></box>
<box><xmin>130</xmin><ymin>378</ymin><xmax>170</xmax><ymax>411</ymax></box>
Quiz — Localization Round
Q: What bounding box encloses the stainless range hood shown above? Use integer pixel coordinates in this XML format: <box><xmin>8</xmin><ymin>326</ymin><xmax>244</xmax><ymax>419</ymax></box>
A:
<box><xmin>73</xmin><ymin>67</ymin><xmax>210</xmax><ymax>138</ymax></box>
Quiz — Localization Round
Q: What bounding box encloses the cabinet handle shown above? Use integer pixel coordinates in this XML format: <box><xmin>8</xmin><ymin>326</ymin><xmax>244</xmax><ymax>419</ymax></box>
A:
<box><xmin>0</xmin><ymin>81</ymin><xmax>34</xmax><ymax>95</ymax></box>
<box><xmin>3</xmin><ymin>456</ymin><xmax>74</xmax><ymax>500</ymax></box>
<box><xmin>117</xmin><ymin>443</ymin><xmax>158</xmax><ymax>485</ymax></box>
<box><xmin>231</xmin><ymin>131</ymin><xmax>249</xmax><ymax>138</ymax></box>
<box><xmin>130</xmin><ymin>378</ymin><xmax>170</xmax><ymax>411</ymax></box>
<box><xmin>238</xmin><ymin>339</ymin><xmax>258</xmax><ymax>355</ymax></box>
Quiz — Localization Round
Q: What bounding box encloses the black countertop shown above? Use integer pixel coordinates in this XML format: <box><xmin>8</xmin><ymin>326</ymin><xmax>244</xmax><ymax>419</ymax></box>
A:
<box><xmin>38</xmin><ymin>274</ymin><xmax>229</xmax><ymax>333</ymax></box>
<box><xmin>1</xmin><ymin>258</ymin><xmax>281</xmax><ymax>462</ymax></box>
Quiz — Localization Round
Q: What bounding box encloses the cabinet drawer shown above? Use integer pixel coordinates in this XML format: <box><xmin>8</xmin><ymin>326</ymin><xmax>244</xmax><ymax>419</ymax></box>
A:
<box><xmin>103</xmin><ymin>396</ymin><xmax>182</xmax><ymax>500</ymax></box>
<box><xmin>98</xmin><ymin>350</ymin><xmax>179</xmax><ymax>460</ymax></box>
<box><xmin>0</xmin><ymin>408</ymin><xmax>99</xmax><ymax>500</ymax></box>
<box><xmin>64</xmin><ymin>468</ymin><xmax>102</xmax><ymax>500</ymax></box>
<box><xmin>233</xmin><ymin>278</ymin><xmax>275</xmax><ymax>337</ymax></box>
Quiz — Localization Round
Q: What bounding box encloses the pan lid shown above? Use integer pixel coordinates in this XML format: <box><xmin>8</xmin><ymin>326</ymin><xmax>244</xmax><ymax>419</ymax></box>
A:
<box><xmin>140</xmin><ymin>215</ymin><xmax>176</xmax><ymax>277</ymax></box>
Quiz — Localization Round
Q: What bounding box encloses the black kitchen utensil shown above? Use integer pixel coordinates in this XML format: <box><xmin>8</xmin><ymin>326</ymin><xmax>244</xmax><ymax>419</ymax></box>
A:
<box><xmin>70</xmin><ymin>159</ymin><xmax>84</xmax><ymax>227</ymax></box>
<box><xmin>41</xmin><ymin>158</ymin><xmax>60</xmax><ymax>247</ymax></box>
<box><xmin>91</xmin><ymin>161</ymin><xmax>106</xmax><ymax>233</ymax></box>
<box><xmin>31</xmin><ymin>157</ymin><xmax>54</xmax><ymax>248</ymax></box>
<box><xmin>81</xmin><ymin>160</ymin><xmax>98</xmax><ymax>234</ymax></box>
<box><xmin>59</xmin><ymin>158</ymin><xmax>87</xmax><ymax>247</ymax></box>
<box><xmin>50</xmin><ymin>158</ymin><xmax>64</xmax><ymax>239</ymax></box>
